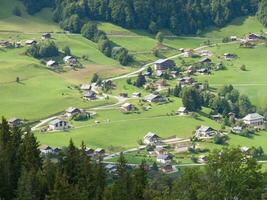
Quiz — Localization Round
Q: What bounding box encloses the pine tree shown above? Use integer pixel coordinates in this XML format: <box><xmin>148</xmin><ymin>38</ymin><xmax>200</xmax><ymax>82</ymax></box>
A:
<box><xmin>133</xmin><ymin>161</ymin><xmax>148</xmax><ymax>200</ymax></box>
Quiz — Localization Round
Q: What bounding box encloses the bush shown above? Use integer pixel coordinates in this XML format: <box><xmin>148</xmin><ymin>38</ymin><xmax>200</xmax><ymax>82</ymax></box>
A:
<box><xmin>27</xmin><ymin>41</ymin><xmax>59</xmax><ymax>58</ymax></box>
<box><xmin>13</xmin><ymin>6</ymin><xmax>22</xmax><ymax>16</ymax></box>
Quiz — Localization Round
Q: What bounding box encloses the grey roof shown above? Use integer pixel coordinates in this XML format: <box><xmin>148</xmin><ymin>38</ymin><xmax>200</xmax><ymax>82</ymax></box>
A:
<box><xmin>155</xmin><ymin>59</ymin><xmax>168</xmax><ymax>64</ymax></box>
<box><xmin>49</xmin><ymin>118</ymin><xmax>65</xmax><ymax>125</ymax></box>
<box><xmin>178</xmin><ymin>107</ymin><xmax>187</xmax><ymax>112</ymax></box>
<box><xmin>144</xmin><ymin>94</ymin><xmax>159</xmax><ymax>101</ymax></box>
<box><xmin>8</xmin><ymin>117</ymin><xmax>21</xmax><ymax>123</ymax></box>
<box><xmin>243</xmin><ymin>113</ymin><xmax>264</xmax><ymax>121</ymax></box>
<box><xmin>157</xmin><ymin>154</ymin><xmax>171</xmax><ymax>160</ymax></box>
<box><xmin>144</xmin><ymin>132</ymin><xmax>158</xmax><ymax>140</ymax></box>
<box><xmin>83</xmin><ymin>91</ymin><xmax>96</xmax><ymax>97</ymax></box>
<box><xmin>197</xmin><ymin>125</ymin><xmax>213</xmax><ymax>132</ymax></box>
<box><xmin>199</xmin><ymin>57</ymin><xmax>211</xmax><ymax>63</ymax></box>
<box><xmin>65</xmin><ymin>107</ymin><xmax>80</xmax><ymax>113</ymax></box>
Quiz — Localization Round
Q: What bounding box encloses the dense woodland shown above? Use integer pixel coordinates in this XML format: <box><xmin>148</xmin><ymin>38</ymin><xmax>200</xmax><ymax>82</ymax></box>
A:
<box><xmin>0</xmin><ymin>118</ymin><xmax>267</xmax><ymax>200</ymax></box>
<box><xmin>20</xmin><ymin>0</ymin><xmax>264</xmax><ymax>35</ymax></box>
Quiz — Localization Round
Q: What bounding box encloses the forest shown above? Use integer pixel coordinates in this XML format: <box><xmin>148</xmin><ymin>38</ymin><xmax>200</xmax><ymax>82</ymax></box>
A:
<box><xmin>20</xmin><ymin>0</ymin><xmax>264</xmax><ymax>35</ymax></box>
<box><xmin>0</xmin><ymin>118</ymin><xmax>267</xmax><ymax>200</ymax></box>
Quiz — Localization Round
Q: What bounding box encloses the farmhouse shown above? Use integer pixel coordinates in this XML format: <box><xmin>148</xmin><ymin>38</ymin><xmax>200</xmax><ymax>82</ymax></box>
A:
<box><xmin>144</xmin><ymin>94</ymin><xmax>162</xmax><ymax>103</ymax></box>
<box><xmin>46</xmin><ymin>60</ymin><xmax>58</xmax><ymax>68</ymax></box>
<box><xmin>154</xmin><ymin>59</ymin><xmax>176</xmax><ymax>71</ymax></box>
<box><xmin>83</xmin><ymin>147</ymin><xmax>94</xmax><ymax>157</ymax></box>
<box><xmin>198</xmin><ymin>155</ymin><xmax>207</xmax><ymax>163</ymax></box>
<box><xmin>132</xmin><ymin>92</ymin><xmax>141</xmax><ymax>98</ymax></box>
<box><xmin>65</xmin><ymin>107</ymin><xmax>84</xmax><ymax>118</ymax></box>
<box><xmin>63</xmin><ymin>56</ymin><xmax>77</xmax><ymax>66</ymax></box>
<box><xmin>230</xmin><ymin>36</ymin><xmax>237</xmax><ymax>41</ymax></box>
<box><xmin>119</xmin><ymin>93</ymin><xmax>128</xmax><ymax>98</ymax></box>
<box><xmin>41</xmin><ymin>33</ymin><xmax>51</xmax><ymax>40</ymax></box>
<box><xmin>177</xmin><ymin>77</ymin><xmax>195</xmax><ymax>86</ymax></box>
<box><xmin>105</xmin><ymin>164</ymin><xmax>117</xmax><ymax>173</ymax></box>
<box><xmin>240</xmin><ymin>40</ymin><xmax>253</xmax><ymax>48</ymax></box>
<box><xmin>243</xmin><ymin>113</ymin><xmax>264</xmax><ymax>128</ymax></box>
<box><xmin>39</xmin><ymin>145</ymin><xmax>53</xmax><ymax>155</ymax></box>
<box><xmin>48</xmin><ymin>118</ymin><xmax>69</xmax><ymax>131</ymax></box>
<box><xmin>80</xmin><ymin>84</ymin><xmax>91</xmax><ymax>91</ymax></box>
<box><xmin>197</xmin><ymin>68</ymin><xmax>210</xmax><ymax>75</ymax></box>
<box><xmin>121</xmin><ymin>103</ymin><xmax>135</xmax><ymax>112</ymax></box>
<box><xmin>143</xmin><ymin>132</ymin><xmax>160</xmax><ymax>145</ymax></box>
<box><xmin>0</xmin><ymin>40</ymin><xmax>12</xmax><ymax>48</ymax></box>
<box><xmin>199</xmin><ymin>57</ymin><xmax>211</xmax><ymax>64</ymax></box>
<box><xmin>156</xmin><ymin>154</ymin><xmax>172</xmax><ymax>164</ymax></box>
<box><xmin>83</xmin><ymin>91</ymin><xmax>97</xmax><ymax>100</ymax></box>
<box><xmin>155</xmin><ymin>79</ymin><xmax>167</xmax><ymax>89</ymax></box>
<box><xmin>8</xmin><ymin>118</ymin><xmax>22</xmax><ymax>127</ymax></box>
<box><xmin>246</xmin><ymin>33</ymin><xmax>264</xmax><ymax>41</ymax></box>
<box><xmin>155</xmin><ymin>146</ymin><xmax>167</xmax><ymax>155</ymax></box>
<box><xmin>224</xmin><ymin>53</ymin><xmax>237</xmax><ymax>60</ymax></box>
<box><xmin>160</xmin><ymin>164</ymin><xmax>174</xmax><ymax>173</ymax></box>
<box><xmin>195</xmin><ymin>125</ymin><xmax>217</xmax><ymax>138</ymax></box>
<box><xmin>176</xmin><ymin>107</ymin><xmax>188</xmax><ymax>115</ymax></box>
<box><xmin>231</xmin><ymin>126</ymin><xmax>243</xmax><ymax>134</ymax></box>
<box><xmin>25</xmin><ymin>40</ymin><xmax>37</xmax><ymax>46</ymax></box>
<box><xmin>95</xmin><ymin>148</ymin><xmax>105</xmax><ymax>156</ymax></box>
<box><xmin>170</xmin><ymin>71</ymin><xmax>179</xmax><ymax>78</ymax></box>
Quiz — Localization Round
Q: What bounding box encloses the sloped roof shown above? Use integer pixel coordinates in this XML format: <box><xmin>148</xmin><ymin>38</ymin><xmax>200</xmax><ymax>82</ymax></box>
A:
<box><xmin>243</xmin><ymin>113</ymin><xmax>264</xmax><ymax>121</ymax></box>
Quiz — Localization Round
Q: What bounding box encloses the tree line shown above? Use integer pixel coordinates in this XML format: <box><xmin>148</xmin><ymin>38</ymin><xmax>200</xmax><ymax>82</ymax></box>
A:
<box><xmin>21</xmin><ymin>0</ymin><xmax>260</xmax><ymax>35</ymax></box>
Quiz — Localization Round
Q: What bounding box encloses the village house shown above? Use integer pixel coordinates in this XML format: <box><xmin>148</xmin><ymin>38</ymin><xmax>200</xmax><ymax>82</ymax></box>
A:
<box><xmin>121</xmin><ymin>103</ymin><xmax>135</xmax><ymax>112</ymax></box>
<box><xmin>231</xmin><ymin>126</ymin><xmax>243</xmax><ymax>134</ymax></box>
<box><xmin>230</xmin><ymin>36</ymin><xmax>237</xmax><ymax>41</ymax></box>
<box><xmin>243</xmin><ymin>113</ymin><xmax>264</xmax><ymax>128</ymax></box>
<box><xmin>95</xmin><ymin>148</ymin><xmax>105</xmax><ymax>157</ymax></box>
<box><xmin>25</xmin><ymin>40</ymin><xmax>37</xmax><ymax>46</ymax></box>
<box><xmin>154</xmin><ymin>146</ymin><xmax>167</xmax><ymax>155</ymax></box>
<box><xmin>83</xmin><ymin>91</ymin><xmax>97</xmax><ymax>100</ymax></box>
<box><xmin>48</xmin><ymin>118</ymin><xmax>69</xmax><ymax>131</ymax></box>
<box><xmin>63</xmin><ymin>56</ymin><xmax>78</xmax><ymax>66</ymax></box>
<box><xmin>39</xmin><ymin>145</ymin><xmax>53</xmax><ymax>155</ymax></box>
<box><xmin>65</xmin><ymin>107</ymin><xmax>85</xmax><ymax>118</ymax></box>
<box><xmin>119</xmin><ymin>93</ymin><xmax>128</xmax><ymax>98</ymax></box>
<box><xmin>246</xmin><ymin>33</ymin><xmax>265</xmax><ymax>41</ymax></box>
<box><xmin>105</xmin><ymin>164</ymin><xmax>117</xmax><ymax>174</ymax></box>
<box><xmin>15</xmin><ymin>41</ymin><xmax>22</xmax><ymax>48</ymax></box>
<box><xmin>46</xmin><ymin>60</ymin><xmax>58</xmax><ymax>68</ymax></box>
<box><xmin>199</xmin><ymin>57</ymin><xmax>212</xmax><ymax>65</ymax></box>
<box><xmin>210</xmin><ymin>114</ymin><xmax>222</xmax><ymax>121</ymax></box>
<box><xmin>197</xmin><ymin>68</ymin><xmax>210</xmax><ymax>75</ymax></box>
<box><xmin>176</xmin><ymin>107</ymin><xmax>188</xmax><ymax>115</ymax></box>
<box><xmin>41</xmin><ymin>33</ymin><xmax>51</xmax><ymax>40</ymax></box>
<box><xmin>143</xmin><ymin>132</ymin><xmax>160</xmax><ymax>145</ymax></box>
<box><xmin>155</xmin><ymin>79</ymin><xmax>167</xmax><ymax>89</ymax></box>
<box><xmin>160</xmin><ymin>164</ymin><xmax>174</xmax><ymax>173</ymax></box>
<box><xmin>224</xmin><ymin>53</ymin><xmax>237</xmax><ymax>60</ymax></box>
<box><xmin>198</xmin><ymin>155</ymin><xmax>207</xmax><ymax>163</ymax></box>
<box><xmin>80</xmin><ymin>84</ymin><xmax>91</xmax><ymax>91</ymax></box>
<box><xmin>144</xmin><ymin>94</ymin><xmax>162</xmax><ymax>103</ymax></box>
<box><xmin>84</xmin><ymin>148</ymin><xmax>95</xmax><ymax>157</ymax></box>
<box><xmin>240</xmin><ymin>40</ymin><xmax>253</xmax><ymax>48</ymax></box>
<box><xmin>154</xmin><ymin>59</ymin><xmax>176</xmax><ymax>71</ymax></box>
<box><xmin>132</xmin><ymin>92</ymin><xmax>141</xmax><ymax>98</ymax></box>
<box><xmin>0</xmin><ymin>40</ymin><xmax>12</xmax><ymax>48</ymax></box>
<box><xmin>8</xmin><ymin>118</ymin><xmax>23</xmax><ymax>127</ymax></box>
<box><xmin>156</xmin><ymin>70</ymin><xmax>164</xmax><ymax>77</ymax></box>
<box><xmin>195</xmin><ymin>125</ymin><xmax>217</xmax><ymax>138</ymax></box>
<box><xmin>170</xmin><ymin>71</ymin><xmax>179</xmax><ymax>78</ymax></box>
<box><xmin>177</xmin><ymin>77</ymin><xmax>195</xmax><ymax>86</ymax></box>
<box><xmin>186</xmin><ymin>66</ymin><xmax>195</xmax><ymax>75</ymax></box>
<box><xmin>156</xmin><ymin>154</ymin><xmax>172</xmax><ymax>164</ymax></box>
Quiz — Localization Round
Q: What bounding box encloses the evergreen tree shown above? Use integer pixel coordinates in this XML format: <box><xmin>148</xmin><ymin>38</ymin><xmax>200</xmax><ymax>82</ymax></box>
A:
<box><xmin>182</xmin><ymin>87</ymin><xmax>202</xmax><ymax>112</ymax></box>
<box><xmin>135</xmin><ymin>73</ymin><xmax>146</xmax><ymax>88</ymax></box>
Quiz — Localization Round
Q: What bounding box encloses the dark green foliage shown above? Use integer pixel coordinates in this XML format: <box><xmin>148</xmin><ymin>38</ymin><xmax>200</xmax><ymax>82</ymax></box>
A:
<box><xmin>213</xmin><ymin>134</ymin><xmax>229</xmax><ymax>145</ymax></box>
<box><xmin>27</xmin><ymin>41</ymin><xmax>59</xmax><ymax>59</ymax></box>
<box><xmin>182</xmin><ymin>87</ymin><xmax>202</xmax><ymax>112</ymax></box>
<box><xmin>13</xmin><ymin>6</ymin><xmax>22</xmax><ymax>17</ymax></box>
<box><xmin>81</xmin><ymin>22</ymin><xmax>98</xmax><ymax>42</ymax></box>
<box><xmin>98</xmin><ymin>39</ymin><xmax>112</xmax><ymax>57</ymax></box>
<box><xmin>257</xmin><ymin>0</ymin><xmax>267</xmax><ymax>26</ymax></box>
<box><xmin>63</xmin><ymin>46</ymin><xmax>71</xmax><ymax>56</ymax></box>
<box><xmin>20</xmin><ymin>0</ymin><xmax>54</xmax><ymax>14</ymax></box>
<box><xmin>111</xmin><ymin>47</ymin><xmax>131</xmax><ymax>66</ymax></box>
<box><xmin>61</xmin><ymin>15</ymin><xmax>83</xmax><ymax>33</ymax></box>
<box><xmin>135</xmin><ymin>73</ymin><xmax>146</xmax><ymax>88</ymax></box>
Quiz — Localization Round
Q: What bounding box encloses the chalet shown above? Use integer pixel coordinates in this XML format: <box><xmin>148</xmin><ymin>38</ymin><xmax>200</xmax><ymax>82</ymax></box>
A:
<box><xmin>119</xmin><ymin>93</ymin><xmax>128</xmax><ymax>98</ymax></box>
<box><xmin>40</xmin><ymin>145</ymin><xmax>53</xmax><ymax>155</ymax></box>
<box><xmin>80</xmin><ymin>84</ymin><xmax>91</xmax><ymax>91</ymax></box>
<box><xmin>84</xmin><ymin>148</ymin><xmax>94</xmax><ymax>156</ymax></box>
<box><xmin>121</xmin><ymin>103</ymin><xmax>135</xmax><ymax>112</ymax></box>
<box><xmin>105</xmin><ymin>164</ymin><xmax>117</xmax><ymax>173</ymax></box>
<box><xmin>243</xmin><ymin>113</ymin><xmax>264</xmax><ymax>128</ymax></box>
<box><xmin>83</xmin><ymin>91</ymin><xmax>96</xmax><ymax>100</ymax></box>
<box><xmin>15</xmin><ymin>42</ymin><xmax>21</xmax><ymax>48</ymax></box>
<box><xmin>53</xmin><ymin>147</ymin><xmax>61</xmax><ymax>155</ymax></box>
<box><xmin>63</xmin><ymin>56</ymin><xmax>77</xmax><ymax>66</ymax></box>
<box><xmin>160</xmin><ymin>164</ymin><xmax>174</xmax><ymax>173</ymax></box>
<box><xmin>144</xmin><ymin>71</ymin><xmax>152</xmax><ymax>77</ymax></box>
<box><xmin>197</xmin><ymin>68</ymin><xmax>210</xmax><ymax>75</ymax></box>
<box><xmin>240</xmin><ymin>40</ymin><xmax>253</xmax><ymax>48</ymax></box>
<box><xmin>0</xmin><ymin>40</ymin><xmax>12</xmax><ymax>48</ymax></box>
<box><xmin>195</xmin><ymin>125</ymin><xmax>217</xmax><ymax>138</ymax></box>
<box><xmin>246</xmin><ymin>33</ymin><xmax>265</xmax><ymax>41</ymax></box>
<box><xmin>240</xmin><ymin>146</ymin><xmax>250</xmax><ymax>153</ymax></box>
<box><xmin>170</xmin><ymin>71</ymin><xmax>179</xmax><ymax>78</ymax></box>
<box><xmin>231</xmin><ymin>126</ymin><xmax>243</xmax><ymax>134</ymax></box>
<box><xmin>199</xmin><ymin>57</ymin><xmax>211</xmax><ymax>64</ymax></box>
<box><xmin>41</xmin><ymin>33</ymin><xmax>51</xmax><ymax>40</ymax></box>
<box><xmin>154</xmin><ymin>59</ymin><xmax>176</xmax><ymax>71</ymax></box>
<box><xmin>8</xmin><ymin>118</ymin><xmax>22</xmax><ymax>127</ymax></box>
<box><xmin>156</xmin><ymin>154</ymin><xmax>172</xmax><ymax>164</ymax></box>
<box><xmin>178</xmin><ymin>77</ymin><xmax>194</xmax><ymax>86</ymax></box>
<box><xmin>230</xmin><ymin>36</ymin><xmax>237</xmax><ymax>41</ymax></box>
<box><xmin>176</xmin><ymin>107</ymin><xmax>188</xmax><ymax>115</ymax></box>
<box><xmin>65</xmin><ymin>107</ymin><xmax>83</xmax><ymax>118</ymax></box>
<box><xmin>179</xmin><ymin>48</ymin><xmax>185</xmax><ymax>52</ymax></box>
<box><xmin>224</xmin><ymin>53</ymin><xmax>237</xmax><ymax>60</ymax></box>
<box><xmin>95</xmin><ymin>148</ymin><xmax>105</xmax><ymax>156</ymax></box>
<box><xmin>210</xmin><ymin>114</ymin><xmax>222</xmax><ymax>121</ymax></box>
<box><xmin>155</xmin><ymin>79</ymin><xmax>167</xmax><ymax>89</ymax></box>
<box><xmin>155</xmin><ymin>146</ymin><xmax>167</xmax><ymax>155</ymax></box>
<box><xmin>132</xmin><ymin>92</ymin><xmax>141</xmax><ymax>98</ymax></box>
<box><xmin>156</xmin><ymin>70</ymin><xmax>164</xmax><ymax>77</ymax></box>
<box><xmin>25</xmin><ymin>40</ymin><xmax>37</xmax><ymax>46</ymax></box>
<box><xmin>198</xmin><ymin>155</ymin><xmax>207</xmax><ymax>163</ymax></box>
<box><xmin>46</xmin><ymin>60</ymin><xmax>58</xmax><ymax>68</ymax></box>
<box><xmin>143</xmin><ymin>132</ymin><xmax>160</xmax><ymax>145</ymax></box>
<box><xmin>144</xmin><ymin>94</ymin><xmax>162</xmax><ymax>103</ymax></box>
<box><xmin>48</xmin><ymin>118</ymin><xmax>69</xmax><ymax>131</ymax></box>
<box><xmin>186</xmin><ymin>66</ymin><xmax>195</xmax><ymax>74</ymax></box>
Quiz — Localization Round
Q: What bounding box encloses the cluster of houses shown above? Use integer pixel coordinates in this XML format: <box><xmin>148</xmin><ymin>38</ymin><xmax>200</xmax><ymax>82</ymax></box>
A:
<box><xmin>46</xmin><ymin>56</ymin><xmax>78</xmax><ymax>69</ymax></box>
